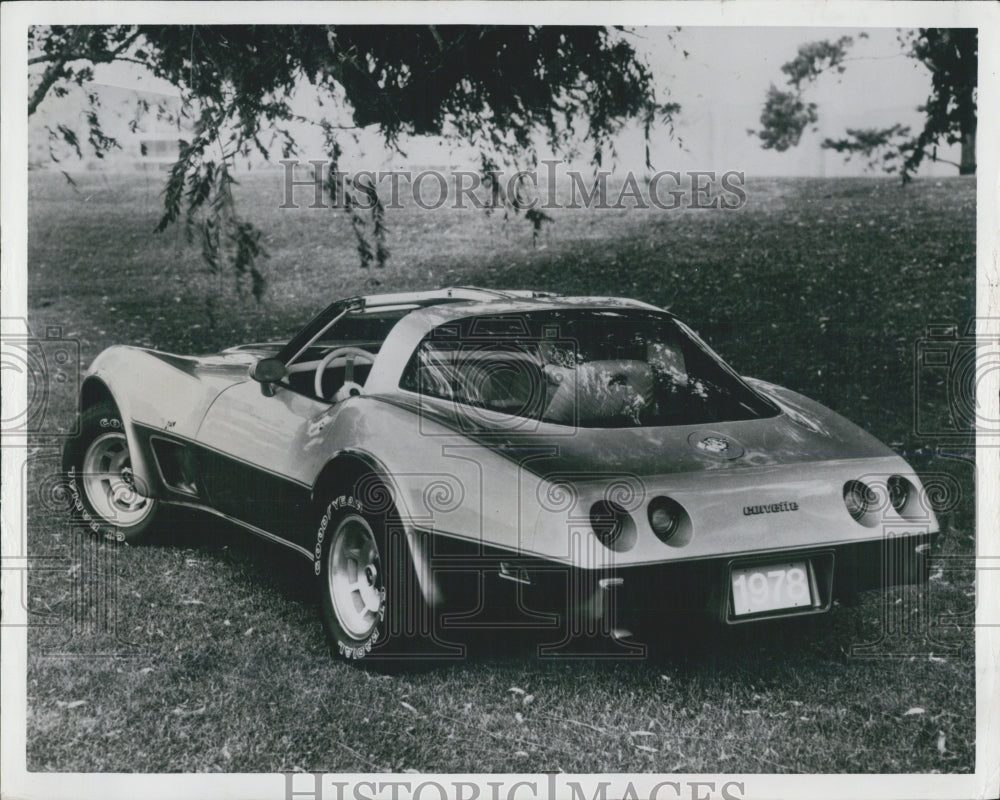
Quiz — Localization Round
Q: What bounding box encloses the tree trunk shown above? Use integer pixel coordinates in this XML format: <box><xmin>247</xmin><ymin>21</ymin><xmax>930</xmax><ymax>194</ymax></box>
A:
<box><xmin>959</xmin><ymin>127</ymin><xmax>976</xmax><ymax>176</ymax></box>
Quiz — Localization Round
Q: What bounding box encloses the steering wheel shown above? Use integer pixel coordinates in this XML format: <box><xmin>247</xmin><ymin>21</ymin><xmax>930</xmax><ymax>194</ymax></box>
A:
<box><xmin>314</xmin><ymin>346</ymin><xmax>375</xmax><ymax>400</ymax></box>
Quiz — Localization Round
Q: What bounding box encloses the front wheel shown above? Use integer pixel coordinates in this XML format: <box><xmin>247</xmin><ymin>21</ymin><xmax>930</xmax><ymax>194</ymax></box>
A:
<box><xmin>62</xmin><ymin>400</ymin><xmax>158</xmax><ymax>543</ymax></box>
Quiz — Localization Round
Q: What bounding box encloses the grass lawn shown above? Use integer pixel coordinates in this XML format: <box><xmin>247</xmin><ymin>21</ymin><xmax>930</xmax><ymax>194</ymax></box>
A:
<box><xmin>23</xmin><ymin>170</ymin><xmax>976</xmax><ymax>773</ymax></box>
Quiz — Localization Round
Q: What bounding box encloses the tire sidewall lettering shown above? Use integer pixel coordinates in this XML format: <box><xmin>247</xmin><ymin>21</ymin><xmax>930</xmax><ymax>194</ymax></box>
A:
<box><xmin>336</xmin><ymin>627</ymin><xmax>380</xmax><ymax>660</ymax></box>
<box><xmin>67</xmin><ymin>417</ymin><xmax>141</xmax><ymax>543</ymax></box>
<box><xmin>317</xmin><ymin>493</ymin><xmax>385</xmax><ymax>659</ymax></box>
<box><xmin>69</xmin><ymin>464</ymin><xmax>109</xmax><ymax>537</ymax></box>
<box><xmin>68</xmin><ymin>467</ymin><xmax>86</xmax><ymax>513</ymax></box>
<box><xmin>314</xmin><ymin>495</ymin><xmax>365</xmax><ymax>572</ymax></box>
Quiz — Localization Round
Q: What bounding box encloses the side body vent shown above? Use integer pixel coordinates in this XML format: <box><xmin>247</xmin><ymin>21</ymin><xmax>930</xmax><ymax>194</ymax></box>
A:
<box><xmin>150</xmin><ymin>437</ymin><xmax>199</xmax><ymax>497</ymax></box>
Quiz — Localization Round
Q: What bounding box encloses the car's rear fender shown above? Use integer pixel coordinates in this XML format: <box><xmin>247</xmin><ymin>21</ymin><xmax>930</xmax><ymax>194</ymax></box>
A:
<box><xmin>311</xmin><ymin>448</ymin><xmax>445</xmax><ymax>609</ymax></box>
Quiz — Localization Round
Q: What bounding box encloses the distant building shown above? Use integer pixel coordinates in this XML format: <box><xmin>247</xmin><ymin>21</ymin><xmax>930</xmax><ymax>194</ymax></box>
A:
<box><xmin>30</xmin><ymin>82</ymin><xmax>186</xmax><ymax>172</ymax></box>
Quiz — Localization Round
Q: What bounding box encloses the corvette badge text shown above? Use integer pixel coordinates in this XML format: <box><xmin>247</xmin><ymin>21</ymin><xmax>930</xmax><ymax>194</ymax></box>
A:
<box><xmin>742</xmin><ymin>501</ymin><xmax>800</xmax><ymax>516</ymax></box>
<box><xmin>285</xmin><ymin>775</ymin><xmax>746</xmax><ymax>800</ymax></box>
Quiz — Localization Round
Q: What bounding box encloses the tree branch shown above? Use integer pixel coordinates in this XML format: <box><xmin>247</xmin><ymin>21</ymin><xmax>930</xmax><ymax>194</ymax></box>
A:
<box><xmin>29</xmin><ymin>53</ymin><xmax>74</xmax><ymax>65</ymax></box>
<box><xmin>929</xmin><ymin>154</ymin><xmax>962</xmax><ymax>169</ymax></box>
<box><xmin>28</xmin><ymin>61</ymin><xmax>68</xmax><ymax>115</ymax></box>
<box><xmin>109</xmin><ymin>29</ymin><xmax>142</xmax><ymax>59</ymax></box>
<box><xmin>28</xmin><ymin>28</ymin><xmax>143</xmax><ymax>115</ymax></box>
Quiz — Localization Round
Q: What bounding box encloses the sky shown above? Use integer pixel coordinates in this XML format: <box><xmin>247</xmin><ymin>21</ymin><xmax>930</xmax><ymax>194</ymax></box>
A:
<box><xmin>36</xmin><ymin>25</ymin><xmax>960</xmax><ymax>178</ymax></box>
<box><xmin>630</xmin><ymin>26</ymin><xmax>954</xmax><ymax>177</ymax></box>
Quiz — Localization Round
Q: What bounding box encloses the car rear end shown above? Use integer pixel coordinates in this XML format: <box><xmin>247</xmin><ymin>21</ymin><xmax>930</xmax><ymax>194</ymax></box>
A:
<box><xmin>516</xmin><ymin>454</ymin><xmax>939</xmax><ymax>638</ymax></box>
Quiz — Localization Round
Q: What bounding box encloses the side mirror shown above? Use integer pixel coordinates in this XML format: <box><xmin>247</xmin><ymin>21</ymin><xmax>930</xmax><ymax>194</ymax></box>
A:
<box><xmin>250</xmin><ymin>357</ymin><xmax>286</xmax><ymax>396</ymax></box>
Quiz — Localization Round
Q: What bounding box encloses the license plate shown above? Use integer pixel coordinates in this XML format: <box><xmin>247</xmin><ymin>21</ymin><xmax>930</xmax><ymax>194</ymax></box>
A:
<box><xmin>730</xmin><ymin>561</ymin><xmax>814</xmax><ymax>617</ymax></box>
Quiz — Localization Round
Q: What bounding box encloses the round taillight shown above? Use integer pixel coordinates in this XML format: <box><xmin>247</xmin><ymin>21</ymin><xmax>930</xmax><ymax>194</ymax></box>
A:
<box><xmin>887</xmin><ymin>474</ymin><xmax>911</xmax><ymax>514</ymax></box>
<box><xmin>590</xmin><ymin>500</ymin><xmax>635</xmax><ymax>551</ymax></box>
<box><xmin>648</xmin><ymin>497</ymin><xmax>683</xmax><ymax>542</ymax></box>
<box><xmin>590</xmin><ymin>500</ymin><xmax>625</xmax><ymax>545</ymax></box>
<box><xmin>843</xmin><ymin>480</ymin><xmax>877</xmax><ymax>522</ymax></box>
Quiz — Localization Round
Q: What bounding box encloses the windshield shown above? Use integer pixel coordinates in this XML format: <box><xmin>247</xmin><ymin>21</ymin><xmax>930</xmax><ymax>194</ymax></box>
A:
<box><xmin>399</xmin><ymin>309</ymin><xmax>778</xmax><ymax>428</ymax></box>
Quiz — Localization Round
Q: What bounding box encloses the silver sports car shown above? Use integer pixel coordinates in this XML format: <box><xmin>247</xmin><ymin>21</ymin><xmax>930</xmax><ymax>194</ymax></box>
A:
<box><xmin>63</xmin><ymin>287</ymin><xmax>938</xmax><ymax>664</ymax></box>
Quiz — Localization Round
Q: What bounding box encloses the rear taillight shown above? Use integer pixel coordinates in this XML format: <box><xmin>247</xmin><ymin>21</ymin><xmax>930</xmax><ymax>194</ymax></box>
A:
<box><xmin>888</xmin><ymin>474</ymin><xmax>914</xmax><ymax>515</ymax></box>
<box><xmin>590</xmin><ymin>500</ymin><xmax>636</xmax><ymax>552</ymax></box>
<box><xmin>843</xmin><ymin>480</ymin><xmax>879</xmax><ymax>526</ymax></box>
<box><xmin>648</xmin><ymin>497</ymin><xmax>682</xmax><ymax>542</ymax></box>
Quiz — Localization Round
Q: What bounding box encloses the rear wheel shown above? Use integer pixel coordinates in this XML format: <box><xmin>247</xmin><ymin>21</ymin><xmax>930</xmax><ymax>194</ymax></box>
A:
<box><xmin>323</xmin><ymin>508</ymin><xmax>385</xmax><ymax>656</ymax></box>
<box><xmin>315</xmin><ymin>487</ymin><xmax>431</xmax><ymax>666</ymax></box>
<box><xmin>62</xmin><ymin>400</ymin><xmax>158</xmax><ymax>543</ymax></box>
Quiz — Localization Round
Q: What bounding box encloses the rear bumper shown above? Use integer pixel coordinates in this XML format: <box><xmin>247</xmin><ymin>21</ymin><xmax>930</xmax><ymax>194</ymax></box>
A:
<box><xmin>502</xmin><ymin>530</ymin><xmax>939</xmax><ymax>632</ymax></box>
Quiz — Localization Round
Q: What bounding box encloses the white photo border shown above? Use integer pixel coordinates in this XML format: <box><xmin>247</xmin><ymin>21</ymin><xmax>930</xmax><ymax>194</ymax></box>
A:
<box><xmin>2</xmin><ymin>3</ymin><xmax>997</xmax><ymax>799</ymax></box>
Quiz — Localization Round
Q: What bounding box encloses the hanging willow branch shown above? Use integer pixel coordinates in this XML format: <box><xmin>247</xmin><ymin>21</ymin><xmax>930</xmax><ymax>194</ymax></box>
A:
<box><xmin>29</xmin><ymin>24</ymin><xmax>680</xmax><ymax>297</ymax></box>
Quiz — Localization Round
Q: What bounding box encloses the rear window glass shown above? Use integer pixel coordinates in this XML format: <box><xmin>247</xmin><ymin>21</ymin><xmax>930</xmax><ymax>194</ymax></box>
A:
<box><xmin>399</xmin><ymin>310</ymin><xmax>777</xmax><ymax>428</ymax></box>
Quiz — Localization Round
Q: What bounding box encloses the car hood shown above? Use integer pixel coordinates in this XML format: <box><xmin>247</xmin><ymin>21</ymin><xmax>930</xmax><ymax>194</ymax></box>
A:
<box><xmin>136</xmin><ymin>342</ymin><xmax>284</xmax><ymax>384</ymax></box>
<box><xmin>383</xmin><ymin>377</ymin><xmax>896</xmax><ymax>480</ymax></box>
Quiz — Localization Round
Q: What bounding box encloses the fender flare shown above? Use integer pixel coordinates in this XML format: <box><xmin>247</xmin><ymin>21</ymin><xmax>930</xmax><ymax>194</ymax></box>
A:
<box><xmin>311</xmin><ymin>449</ymin><xmax>444</xmax><ymax>609</ymax></box>
<box><xmin>77</xmin><ymin>374</ymin><xmax>163</xmax><ymax>499</ymax></box>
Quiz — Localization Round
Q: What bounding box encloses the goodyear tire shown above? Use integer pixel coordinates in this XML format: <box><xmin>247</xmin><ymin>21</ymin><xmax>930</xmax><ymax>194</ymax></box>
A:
<box><xmin>315</xmin><ymin>487</ymin><xmax>430</xmax><ymax>667</ymax></box>
<box><xmin>62</xmin><ymin>400</ymin><xmax>158</xmax><ymax>543</ymax></box>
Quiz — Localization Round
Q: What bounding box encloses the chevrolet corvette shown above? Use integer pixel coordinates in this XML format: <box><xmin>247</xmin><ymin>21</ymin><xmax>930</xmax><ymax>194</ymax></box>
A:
<box><xmin>63</xmin><ymin>287</ymin><xmax>938</xmax><ymax>663</ymax></box>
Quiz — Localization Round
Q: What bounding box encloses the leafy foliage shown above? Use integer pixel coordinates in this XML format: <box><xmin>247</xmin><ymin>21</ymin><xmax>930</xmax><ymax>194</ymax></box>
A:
<box><xmin>901</xmin><ymin>28</ymin><xmax>977</xmax><ymax>176</ymax></box>
<box><xmin>29</xmin><ymin>25</ymin><xmax>678</xmax><ymax>299</ymax></box>
<box><xmin>28</xmin><ymin>26</ymin><xmax>142</xmax><ymax>115</ymax></box>
<box><xmin>821</xmin><ymin>124</ymin><xmax>912</xmax><ymax>173</ymax></box>
<box><xmin>230</xmin><ymin>221</ymin><xmax>268</xmax><ymax>302</ymax></box>
<box><xmin>750</xmin><ymin>29</ymin><xmax>977</xmax><ymax>180</ymax></box>
<box><xmin>750</xmin><ymin>36</ymin><xmax>852</xmax><ymax>152</ymax></box>
<box><xmin>753</xmin><ymin>86</ymin><xmax>819</xmax><ymax>152</ymax></box>
<box><xmin>780</xmin><ymin>35</ymin><xmax>855</xmax><ymax>91</ymax></box>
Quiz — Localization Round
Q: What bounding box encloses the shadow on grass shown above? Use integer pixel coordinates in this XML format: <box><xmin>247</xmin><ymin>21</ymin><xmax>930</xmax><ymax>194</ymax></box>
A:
<box><xmin>137</xmin><ymin>507</ymin><xmax>947</xmax><ymax>684</ymax></box>
<box><xmin>312</xmin><ymin>602</ymin><xmax>868</xmax><ymax>677</ymax></box>
<box><xmin>454</xmin><ymin>613</ymin><xmax>854</xmax><ymax>670</ymax></box>
<box><xmin>150</xmin><ymin>507</ymin><xmax>318</xmax><ymax>605</ymax></box>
